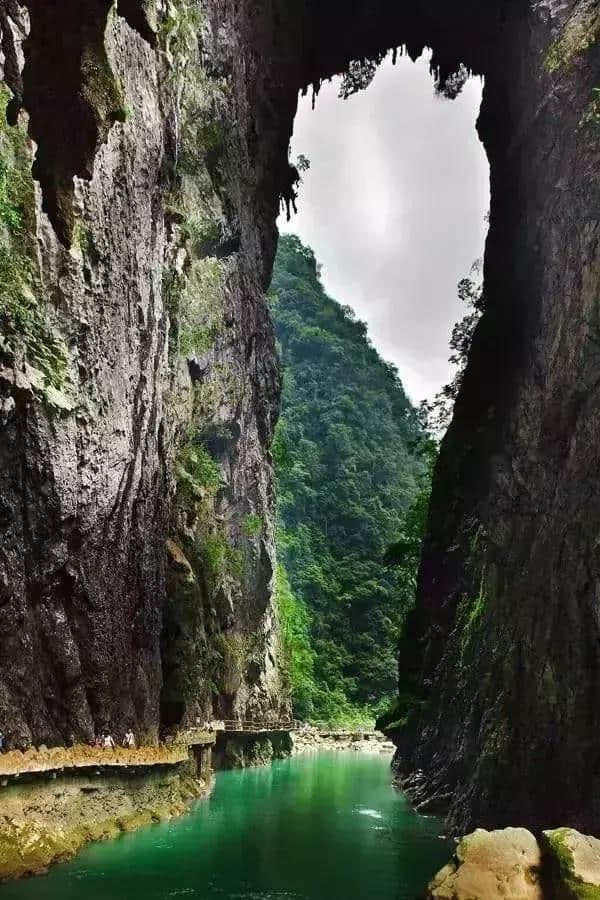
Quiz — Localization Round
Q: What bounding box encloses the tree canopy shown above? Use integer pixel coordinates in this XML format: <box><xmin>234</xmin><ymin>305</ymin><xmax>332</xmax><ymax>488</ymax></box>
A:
<box><xmin>270</xmin><ymin>234</ymin><xmax>428</xmax><ymax>724</ymax></box>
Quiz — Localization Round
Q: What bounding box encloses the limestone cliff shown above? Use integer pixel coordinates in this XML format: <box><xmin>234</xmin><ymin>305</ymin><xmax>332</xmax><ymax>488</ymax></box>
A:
<box><xmin>389</xmin><ymin>0</ymin><xmax>600</xmax><ymax>834</ymax></box>
<box><xmin>0</xmin><ymin>0</ymin><xmax>286</xmax><ymax>748</ymax></box>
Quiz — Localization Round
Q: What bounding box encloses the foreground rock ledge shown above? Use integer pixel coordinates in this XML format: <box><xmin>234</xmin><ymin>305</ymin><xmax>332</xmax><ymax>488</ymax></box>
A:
<box><xmin>427</xmin><ymin>827</ymin><xmax>600</xmax><ymax>900</ymax></box>
<box><xmin>0</xmin><ymin>767</ymin><xmax>211</xmax><ymax>881</ymax></box>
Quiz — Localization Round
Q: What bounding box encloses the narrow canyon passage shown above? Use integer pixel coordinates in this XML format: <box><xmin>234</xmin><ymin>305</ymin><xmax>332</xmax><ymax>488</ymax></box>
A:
<box><xmin>0</xmin><ymin>0</ymin><xmax>599</xmax><ymax>892</ymax></box>
<box><xmin>0</xmin><ymin>753</ymin><xmax>450</xmax><ymax>900</ymax></box>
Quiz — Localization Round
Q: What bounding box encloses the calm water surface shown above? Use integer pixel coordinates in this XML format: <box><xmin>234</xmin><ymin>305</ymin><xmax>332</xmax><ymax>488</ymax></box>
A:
<box><xmin>1</xmin><ymin>752</ymin><xmax>451</xmax><ymax>900</ymax></box>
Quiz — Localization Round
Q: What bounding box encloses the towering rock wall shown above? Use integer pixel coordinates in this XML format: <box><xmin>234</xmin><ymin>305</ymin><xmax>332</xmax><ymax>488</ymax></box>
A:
<box><xmin>393</xmin><ymin>0</ymin><xmax>600</xmax><ymax>833</ymax></box>
<box><xmin>0</xmin><ymin>0</ymin><xmax>286</xmax><ymax>748</ymax></box>
<box><xmin>206</xmin><ymin>0</ymin><xmax>600</xmax><ymax>831</ymax></box>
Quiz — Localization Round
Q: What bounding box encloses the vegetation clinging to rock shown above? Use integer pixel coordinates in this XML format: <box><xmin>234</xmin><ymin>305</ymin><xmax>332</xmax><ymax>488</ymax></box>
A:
<box><xmin>0</xmin><ymin>87</ymin><xmax>71</xmax><ymax>406</ymax></box>
<box><xmin>271</xmin><ymin>235</ymin><xmax>426</xmax><ymax>724</ymax></box>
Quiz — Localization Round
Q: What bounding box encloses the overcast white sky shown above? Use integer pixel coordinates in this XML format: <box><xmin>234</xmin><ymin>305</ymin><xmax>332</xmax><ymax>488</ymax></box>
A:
<box><xmin>277</xmin><ymin>51</ymin><xmax>490</xmax><ymax>405</ymax></box>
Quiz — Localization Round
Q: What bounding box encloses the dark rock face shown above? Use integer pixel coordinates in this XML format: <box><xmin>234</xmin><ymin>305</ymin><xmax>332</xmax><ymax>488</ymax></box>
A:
<box><xmin>1</xmin><ymin>0</ymin><xmax>598</xmax><ymax>835</ymax></box>
<box><xmin>0</xmin><ymin>3</ymin><xmax>170</xmax><ymax>745</ymax></box>
<box><xmin>391</xmin><ymin>0</ymin><xmax>600</xmax><ymax>834</ymax></box>
<box><xmin>213</xmin><ymin>730</ymin><xmax>293</xmax><ymax>770</ymax></box>
<box><xmin>210</xmin><ymin>0</ymin><xmax>600</xmax><ymax>830</ymax></box>
<box><xmin>0</xmin><ymin>0</ymin><xmax>286</xmax><ymax>747</ymax></box>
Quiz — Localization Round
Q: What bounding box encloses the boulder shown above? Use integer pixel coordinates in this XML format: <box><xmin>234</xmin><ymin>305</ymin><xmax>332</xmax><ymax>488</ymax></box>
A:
<box><xmin>541</xmin><ymin>828</ymin><xmax>600</xmax><ymax>899</ymax></box>
<box><xmin>426</xmin><ymin>828</ymin><xmax>543</xmax><ymax>899</ymax></box>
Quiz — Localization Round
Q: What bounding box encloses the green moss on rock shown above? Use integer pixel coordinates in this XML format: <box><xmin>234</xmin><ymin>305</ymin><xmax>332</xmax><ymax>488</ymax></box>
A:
<box><xmin>580</xmin><ymin>88</ymin><xmax>600</xmax><ymax>128</ymax></box>
<box><xmin>542</xmin><ymin>829</ymin><xmax>600</xmax><ymax>900</ymax></box>
<box><xmin>242</xmin><ymin>514</ymin><xmax>262</xmax><ymax>537</ymax></box>
<box><xmin>214</xmin><ymin>632</ymin><xmax>250</xmax><ymax>694</ymax></box>
<box><xmin>179</xmin><ymin>257</ymin><xmax>226</xmax><ymax>357</ymax></box>
<box><xmin>545</xmin><ymin>13</ymin><xmax>600</xmax><ymax>74</ymax></box>
<box><xmin>176</xmin><ymin>441</ymin><xmax>221</xmax><ymax>500</ymax></box>
<box><xmin>458</xmin><ymin>566</ymin><xmax>488</xmax><ymax>667</ymax></box>
<box><xmin>117</xmin><ymin>810</ymin><xmax>154</xmax><ymax>833</ymax></box>
<box><xmin>0</xmin><ymin>770</ymin><xmax>210</xmax><ymax>881</ymax></box>
<box><xmin>0</xmin><ymin>87</ymin><xmax>72</xmax><ymax>407</ymax></box>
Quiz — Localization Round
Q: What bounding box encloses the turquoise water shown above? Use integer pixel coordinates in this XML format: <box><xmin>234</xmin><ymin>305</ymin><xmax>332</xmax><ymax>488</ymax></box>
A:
<box><xmin>1</xmin><ymin>752</ymin><xmax>451</xmax><ymax>900</ymax></box>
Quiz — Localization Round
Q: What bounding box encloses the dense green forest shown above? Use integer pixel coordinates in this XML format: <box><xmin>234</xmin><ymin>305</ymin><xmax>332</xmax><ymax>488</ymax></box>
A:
<box><xmin>270</xmin><ymin>235</ymin><xmax>431</xmax><ymax>724</ymax></box>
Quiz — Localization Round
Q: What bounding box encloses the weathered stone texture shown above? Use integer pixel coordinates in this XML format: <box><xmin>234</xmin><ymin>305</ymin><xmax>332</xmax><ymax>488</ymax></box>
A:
<box><xmin>429</xmin><ymin>828</ymin><xmax>600</xmax><ymax>900</ymax></box>
<box><xmin>392</xmin><ymin>0</ymin><xmax>600</xmax><ymax>833</ymax></box>
<box><xmin>427</xmin><ymin>828</ymin><xmax>544</xmax><ymax>900</ymax></box>
<box><xmin>0</xmin><ymin>0</ymin><xmax>286</xmax><ymax>749</ymax></box>
<box><xmin>542</xmin><ymin>828</ymin><xmax>600</xmax><ymax>899</ymax></box>
<box><xmin>0</xmin><ymin>762</ymin><xmax>209</xmax><ymax>880</ymax></box>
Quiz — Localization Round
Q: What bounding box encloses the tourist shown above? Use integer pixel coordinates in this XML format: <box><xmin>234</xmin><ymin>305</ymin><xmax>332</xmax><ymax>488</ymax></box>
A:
<box><xmin>123</xmin><ymin>728</ymin><xmax>135</xmax><ymax>749</ymax></box>
<box><xmin>0</xmin><ymin>730</ymin><xmax>5</xmax><ymax>752</ymax></box>
<box><xmin>102</xmin><ymin>731</ymin><xmax>115</xmax><ymax>750</ymax></box>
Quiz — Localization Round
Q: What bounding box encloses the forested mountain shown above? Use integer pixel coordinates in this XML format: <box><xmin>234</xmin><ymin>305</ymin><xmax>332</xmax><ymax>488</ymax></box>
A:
<box><xmin>270</xmin><ymin>235</ymin><xmax>427</xmax><ymax>723</ymax></box>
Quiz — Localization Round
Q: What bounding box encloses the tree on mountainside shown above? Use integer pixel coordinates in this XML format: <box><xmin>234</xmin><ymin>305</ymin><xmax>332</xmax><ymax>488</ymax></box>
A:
<box><xmin>270</xmin><ymin>234</ymin><xmax>426</xmax><ymax>723</ymax></box>
<box><xmin>419</xmin><ymin>261</ymin><xmax>483</xmax><ymax>434</ymax></box>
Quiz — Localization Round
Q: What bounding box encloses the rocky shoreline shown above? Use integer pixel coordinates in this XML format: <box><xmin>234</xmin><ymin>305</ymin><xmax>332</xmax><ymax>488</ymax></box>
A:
<box><xmin>0</xmin><ymin>737</ymin><xmax>215</xmax><ymax>881</ymax></box>
<box><xmin>426</xmin><ymin>826</ymin><xmax>600</xmax><ymax>900</ymax></box>
<box><xmin>0</xmin><ymin>764</ymin><xmax>211</xmax><ymax>881</ymax></box>
<box><xmin>292</xmin><ymin>728</ymin><xmax>395</xmax><ymax>755</ymax></box>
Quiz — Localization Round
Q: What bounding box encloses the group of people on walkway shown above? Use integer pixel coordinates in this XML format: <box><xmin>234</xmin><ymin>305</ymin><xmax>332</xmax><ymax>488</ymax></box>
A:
<box><xmin>0</xmin><ymin>728</ymin><xmax>136</xmax><ymax>754</ymax></box>
<box><xmin>93</xmin><ymin>728</ymin><xmax>136</xmax><ymax>750</ymax></box>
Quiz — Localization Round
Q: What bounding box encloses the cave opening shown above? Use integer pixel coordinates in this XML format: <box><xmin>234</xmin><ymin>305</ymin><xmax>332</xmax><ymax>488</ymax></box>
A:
<box><xmin>270</xmin><ymin>49</ymin><xmax>491</xmax><ymax>726</ymax></box>
<box><xmin>261</xmin><ymin>0</ymin><xmax>600</xmax><ymax>831</ymax></box>
<box><xmin>279</xmin><ymin>49</ymin><xmax>490</xmax><ymax>407</ymax></box>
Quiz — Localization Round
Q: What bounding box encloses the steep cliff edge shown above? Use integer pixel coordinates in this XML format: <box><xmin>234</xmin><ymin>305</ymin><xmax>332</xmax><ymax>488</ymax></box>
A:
<box><xmin>390</xmin><ymin>0</ymin><xmax>600</xmax><ymax>833</ymax></box>
<box><xmin>0</xmin><ymin>0</ymin><xmax>286</xmax><ymax>748</ymax></box>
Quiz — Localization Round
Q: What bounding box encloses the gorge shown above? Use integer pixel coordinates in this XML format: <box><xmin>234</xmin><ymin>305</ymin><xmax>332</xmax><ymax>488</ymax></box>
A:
<box><xmin>0</xmin><ymin>0</ymin><xmax>599</xmax><ymax>893</ymax></box>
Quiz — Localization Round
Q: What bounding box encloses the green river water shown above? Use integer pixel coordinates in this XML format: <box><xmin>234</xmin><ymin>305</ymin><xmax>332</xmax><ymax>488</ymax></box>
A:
<box><xmin>1</xmin><ymin>752</ymin><xmax>451</xmax><ymax>900</ymax></box>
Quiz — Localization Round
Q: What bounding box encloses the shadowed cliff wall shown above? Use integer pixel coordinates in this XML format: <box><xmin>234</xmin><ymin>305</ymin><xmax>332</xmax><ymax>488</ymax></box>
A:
<box><xmin>0</xmin><ymin>0</ymin><xmax>287</xmax><ymax>747</ymax></box>
<box><xmin>204</xmin><ymin>0</ymin><xmax>600</xmax><ymax>831</ymax></box>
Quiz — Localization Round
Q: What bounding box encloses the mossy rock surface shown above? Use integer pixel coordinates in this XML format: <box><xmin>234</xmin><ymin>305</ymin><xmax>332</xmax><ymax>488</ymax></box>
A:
<box><xmin>0</xmin><ymin>767</ymin><xmax>211</xmax><ymax>881</ymax></box>
<box><xmin>117</xmin><ymin>810</ymin><xmax>154</xmax><ymax>833</ymax></box>
<box><xmin>542</xmin><ymin>829</ymin><xmax>600</xmax><ymax>900</ymax></box>
<box><xmin>0</xmin><ymin>821</ymin><xmax>82</xmax><ymax>880</ymax></box>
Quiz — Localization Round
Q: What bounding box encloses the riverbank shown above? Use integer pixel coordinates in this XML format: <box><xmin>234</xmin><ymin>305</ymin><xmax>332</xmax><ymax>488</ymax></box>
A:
<box><xmin>426</xmin><ymin>826</ymin><xmax>600</xmax><ymax>899</ymax></box>
<box><xmin>292</xmin><ymin>727</ymin><xmax>395</xmax><ymax>755</ymax></box>
<box><xmin>0</xmin><ymin>735</ymin><xmax>215</xmax><ymax>881</ymax></box>
<box><xmin>0</xmin><ymin>763</ymin><xmax>211</xmax><ymax>880</ymax></box>
<box><xmin>0</xmin><ymin>751</ymin><xmax>450</xmax><ymax>900</ymax></box>
<box><xmin>0</xmin><ymin>730</ymin><xmax>390</xmax><ymax>882</ymax></box>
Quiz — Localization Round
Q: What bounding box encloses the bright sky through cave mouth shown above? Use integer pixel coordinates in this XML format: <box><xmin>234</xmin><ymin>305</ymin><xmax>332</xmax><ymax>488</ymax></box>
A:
<box><xmin>278</xmin><ymin>50</ymin><xmax>490</xmax><ymax>406</ymax></box>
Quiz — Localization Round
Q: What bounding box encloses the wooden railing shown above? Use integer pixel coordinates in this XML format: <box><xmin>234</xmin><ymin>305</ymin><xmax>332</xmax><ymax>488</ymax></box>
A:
<box><xmin>217</xmin><ymin>720</ymin><xmax>377</xmax><ymax>734</ymax></box>
<box><xmin>220</xmin><ymin>719</ymin><xmax>297</xmax><ymax>733</ymax></box>
<box><xmin>304</xmin><ymin>721</ymin><xmax>377</xmax><ymax>733</ymax></box>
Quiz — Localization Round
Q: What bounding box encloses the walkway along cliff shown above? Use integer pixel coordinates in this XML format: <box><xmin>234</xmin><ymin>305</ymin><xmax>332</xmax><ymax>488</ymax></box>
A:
<box><xmin>0</xmin><ymin>0</ymin><xmax>598</xmax><ymax>845</ymax></box>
